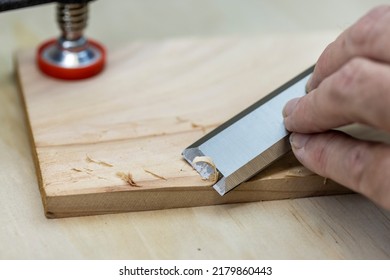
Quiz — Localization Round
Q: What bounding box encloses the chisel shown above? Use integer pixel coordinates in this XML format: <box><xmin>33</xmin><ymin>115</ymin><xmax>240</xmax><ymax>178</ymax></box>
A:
<box><xmin>182</xmin><ymin>66</ymin><xmax>313</xmax><ymax>195</ymax></box>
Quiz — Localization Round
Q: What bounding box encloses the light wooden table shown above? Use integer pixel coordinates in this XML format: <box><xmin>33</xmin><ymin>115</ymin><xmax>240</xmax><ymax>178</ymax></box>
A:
<box><xmin>1</xmin><ymin>0</ymin><xmax>389</xmax><ymax>259</ymax></box>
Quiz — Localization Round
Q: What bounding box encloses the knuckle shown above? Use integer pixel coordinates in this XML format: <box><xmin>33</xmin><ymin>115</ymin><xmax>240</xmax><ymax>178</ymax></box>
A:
<box><xmin>337</xmin><ymin>59</ymin><xmax>359</xmax><ymax>89</ymax></box>
<box><xmin>348</xmin><ymin>5</ymin><xmax>390</xmax><ymax>52</ymax></box>
<box><xmin>314</xmin><ymin>43</ymin><xmax>334</xmax><ymax>77</ymax></box>
<box><xmin>332</xmin><ymin>59</ymin><xmax>390</xmax><ymax>126</ymax></box>
<box><xmin>296</xmin><ymin>97</ymin><xmax>318</xmax><ymax>131</ymax></box>
<box><xmin>367</xmin><ymin>5</ymin><xmax>390</xmax><ymax>18</ymax></box>
<box><xmin>345</xmin><ymin>144</ymin><xmax>368</xmax><ymax>189</ymax></box>
<box><xmin>349</xmin><ymin>18</ymin><xmax>374</xmax><ymax>48</ymax></box>
<box><xmin>331</xmin><ymin>58</ymin><xmax>373</xmax><ymax>104</ymax></box>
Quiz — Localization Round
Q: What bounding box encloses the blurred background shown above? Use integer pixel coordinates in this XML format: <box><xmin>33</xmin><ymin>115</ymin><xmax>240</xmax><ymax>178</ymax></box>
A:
<box><xmin>0</xmin><ymin>0</ymin><xmax>387</xmax><ymax>61</ymax></box>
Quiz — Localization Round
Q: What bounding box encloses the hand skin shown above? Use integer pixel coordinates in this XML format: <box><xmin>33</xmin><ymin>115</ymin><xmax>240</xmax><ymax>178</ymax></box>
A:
<box><xmin>283</xmin><ymin>5</ymin><xmax>390</xmax><ymax>210</ymax></box>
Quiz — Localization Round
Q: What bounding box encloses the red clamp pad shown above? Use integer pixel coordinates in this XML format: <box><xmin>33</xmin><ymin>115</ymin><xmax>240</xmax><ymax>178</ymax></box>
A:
<box><xmin>37</xmin><ymin>39</ymin><xmax>106</xmax><ymax>80</ymax></box>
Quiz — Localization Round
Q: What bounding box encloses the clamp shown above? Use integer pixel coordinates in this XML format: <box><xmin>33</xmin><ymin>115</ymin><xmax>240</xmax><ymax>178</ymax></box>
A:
<box><xmin>1</xmin><ymin>0</ymin><xmax>106</xmax><ymax>80</ymax></box>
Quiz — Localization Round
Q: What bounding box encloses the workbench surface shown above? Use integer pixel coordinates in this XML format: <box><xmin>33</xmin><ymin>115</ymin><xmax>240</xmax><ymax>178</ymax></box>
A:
<box><xmin>1</xmin><ymin>0</ymin><xmax>389</xmax><ymax>259</ymax></box>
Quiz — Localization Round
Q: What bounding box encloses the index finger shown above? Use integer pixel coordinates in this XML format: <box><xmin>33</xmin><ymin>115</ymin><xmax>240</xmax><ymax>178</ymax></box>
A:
<box><xmin>307</xmin><ymin>5</ymin><xmax>390</xmax><ymax>91</ymax></box>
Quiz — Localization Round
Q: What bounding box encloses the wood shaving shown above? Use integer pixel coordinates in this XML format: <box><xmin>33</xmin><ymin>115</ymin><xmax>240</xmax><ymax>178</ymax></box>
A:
<box><xmin>191</xmin><ymin>122</ymin><xmax>206</xmax><ymax>133</ymax></box>
<box><xmin>71</xmin><ymin>168</ymin><xmax>82</xmax><ymax>172</ymax></box>
<box><xmin>116</xmin><ymin>172</ymin><xmax>141</xmax><ymax>187</ymax></box>
<box><xmin>72</xmin><ymin>167</ymin><xmax>108</xmax><ymax>180</ymax></box>
<box><xmin>83</xmin><ymin>169</ymin><xmax>93</xmax><ymax>175</ymax></box>
<box><xmin>323</xmin><ymin>177</ymin><xmax>328</xmax><ymax>185</ymax></box>
<box><xmin>191</xmin><ymin>123</ymin><xmax>201</xmax><ymax>128</ymax></box>
<box><xmin>285</xmin><ymin>167</ymin><xmax>315</xmax><ymax>178</ymax></box>
<box><xmin>86</xmin><ymin>154</ymin><xmax>113</xmax><ymax>167</ymax></box>
<box><xmin>192</xmin><ymin>156</ymin><xmax>219</xmax><ymax>183</ymax></box>
<box><xmin>143</xmin><ymin>169</ymin><xmax>167</xmax><ymax>180</ymax></box>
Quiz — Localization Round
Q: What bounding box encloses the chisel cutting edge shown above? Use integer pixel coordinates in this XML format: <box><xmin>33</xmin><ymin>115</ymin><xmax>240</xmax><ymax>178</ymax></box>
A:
<box><xmin>182</xmin><ymin>66</ymin><xmax>314</xmax><ymax>196</ymax></box>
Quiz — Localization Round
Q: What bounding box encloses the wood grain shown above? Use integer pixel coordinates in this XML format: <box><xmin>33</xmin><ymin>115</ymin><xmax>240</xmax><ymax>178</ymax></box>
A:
<box><xmin>2</xmin><ymin>0</ymin><xmax>390</xmax><ymax>260</ymax></box>
<box><xmin>16</xmin><ymin>34</ymin><xmax>350</xmax><ymax>218</ymax></box>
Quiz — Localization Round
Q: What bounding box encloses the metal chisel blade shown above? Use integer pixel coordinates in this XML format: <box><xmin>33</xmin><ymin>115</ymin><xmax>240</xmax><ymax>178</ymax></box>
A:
<box><xmin>182</xmin><ymin>66</ymin><xmax>313</xmax><ymax>196</ymax></box>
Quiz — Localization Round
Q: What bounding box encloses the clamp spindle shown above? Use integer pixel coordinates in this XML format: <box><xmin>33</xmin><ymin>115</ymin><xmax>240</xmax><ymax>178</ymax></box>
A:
<box><xmin>37</xmin><ymin>1</ymin><xmax>105</xmax><ymax>79</ymax></box>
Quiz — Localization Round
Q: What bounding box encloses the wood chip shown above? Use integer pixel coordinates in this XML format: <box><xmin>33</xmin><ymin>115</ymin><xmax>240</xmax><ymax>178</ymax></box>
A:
<box><xmin>143</xmin><ymin>169</ymin><xmax>167</xmax><ymax>180</ymax></box>
<box><xmin>191</xmin><ymin>122</ymin><xmax>206</xmax><ymax>133</ymax></box>
<box><xmin>116</xmin><ymin>172</ymin><xmax>141</xmax><ymax>187</ymax></box>
<box><xmin>192</xmin><ymin>156</ymin><xmax>219</xmax><ymax>183</ymax></box>
<box><xmin>71</xmin><ymin>168</ymin><xmax>82</xmax><ymax>172</ymax></box>
<box><xmin>86</xmin><ymin>154</ymin><xmax>113</xmax><ymax>167</ymax></box>
<box><xmin>285</xmin><ymin>167</ymin><xmax>315</xmax><ymax>178</ymax></box>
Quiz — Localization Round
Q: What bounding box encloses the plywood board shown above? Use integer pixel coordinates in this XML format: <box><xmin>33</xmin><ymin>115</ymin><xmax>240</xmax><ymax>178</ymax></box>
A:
<box><xmin>16</xmin><ymin>34</ymin><xmax>350</xmax><ymax>218</ymax></box>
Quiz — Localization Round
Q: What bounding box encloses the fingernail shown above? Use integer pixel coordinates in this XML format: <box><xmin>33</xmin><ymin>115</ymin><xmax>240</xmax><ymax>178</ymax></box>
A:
<box><xmin>283</xmin><ymin>98</ymin><xmax>300</xmax><ymax>118</ymax></box>
<box><xmin>305</xmin><ymin>75</ymin><xmax>313</xmax><ymax>93</ymax></box>
<box><xmin>290</xmin><ymin>133</ymin><xmax>310</xmax><ymax>150</ymax></box>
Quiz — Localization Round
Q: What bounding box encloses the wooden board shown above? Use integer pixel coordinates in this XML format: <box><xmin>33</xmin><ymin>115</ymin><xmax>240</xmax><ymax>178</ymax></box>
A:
<box><xmin>16</xmin><ymin>34</ymin><xmax>351</xmax><ymax>218</ymax></box>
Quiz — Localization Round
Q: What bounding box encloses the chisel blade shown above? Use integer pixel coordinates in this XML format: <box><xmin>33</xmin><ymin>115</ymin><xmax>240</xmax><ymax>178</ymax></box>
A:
<box><xmin>182</xmin><ymin>66</ymin><xmax>313</xmax><ymax>196</ymax></box>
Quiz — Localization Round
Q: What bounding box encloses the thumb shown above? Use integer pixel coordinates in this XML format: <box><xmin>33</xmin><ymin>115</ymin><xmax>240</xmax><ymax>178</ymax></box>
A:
<box><xmin>290</xmin><ymin>131</ymin><xmax>390</xmax><ymax>210</ymax></box>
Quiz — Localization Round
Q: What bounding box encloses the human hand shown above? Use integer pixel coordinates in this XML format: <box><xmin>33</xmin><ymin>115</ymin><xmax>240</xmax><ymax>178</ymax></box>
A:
<box><xmin>283</xmin><ymin>5</ymin><xmax>390</xmax><ymax>210</ymax></box>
